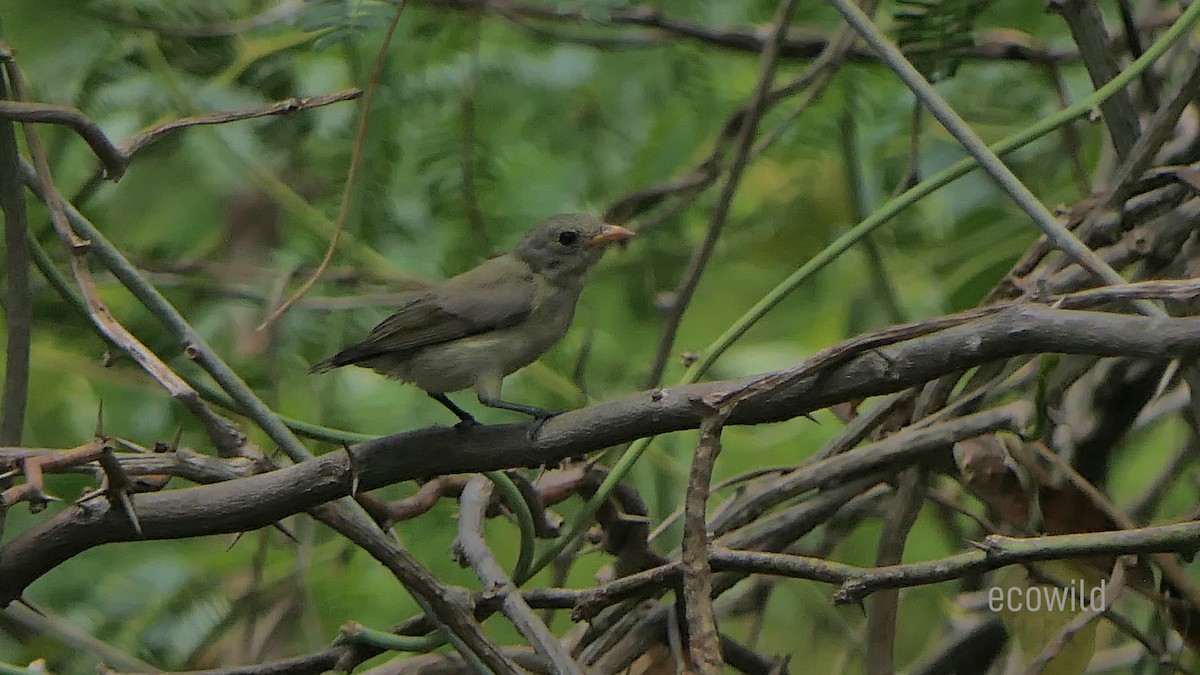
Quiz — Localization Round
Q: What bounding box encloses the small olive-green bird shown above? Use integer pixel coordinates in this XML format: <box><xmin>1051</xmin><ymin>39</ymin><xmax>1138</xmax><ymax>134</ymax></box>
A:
<box><xmin>310</xmin><ymin>214</ymin><xmax>634</xmax><ymax>426</ymax></box>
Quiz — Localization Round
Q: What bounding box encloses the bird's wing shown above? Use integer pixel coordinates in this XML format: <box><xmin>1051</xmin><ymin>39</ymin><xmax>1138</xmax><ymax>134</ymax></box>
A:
<box><xmin>316</xmin><ymin>255</ymin><xmax>536</xmax><ymax>368</ymax></box>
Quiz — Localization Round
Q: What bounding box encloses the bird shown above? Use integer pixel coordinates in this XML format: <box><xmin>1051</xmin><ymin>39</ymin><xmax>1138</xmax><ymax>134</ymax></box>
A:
<box><xmin>309</xmin><ymin>213</ymin><xmax>634</xmax><ymax>427</ymax></box>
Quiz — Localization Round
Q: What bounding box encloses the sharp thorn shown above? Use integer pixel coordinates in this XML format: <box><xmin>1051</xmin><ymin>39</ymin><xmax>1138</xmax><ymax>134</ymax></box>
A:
<box><xmin>74</xmin><ymin>488</ymin><xmax>105</xmax><ymax>505</ymax></box>
<box><xmin>118</xmin><ymin>491</ymin><xmax>143</xmax><ymax>538</ymax></box>
<box><xmin>113</xmin><ymin>437</ymin><xmax>145</xmax><ymax>453</ymax></box>
<box><xmin>273</xmin><ymin>521</ymin><xmax>298</xmax><ymax>543</ymax></box>
<box><xmin>95</xmin><ymin>401</ymin><xmax>105</xmax><ymax>438</ymax></box>
<box><xmin>15</xmin><ymin>596</ymin><xmax>46</xmax><ymax>616</ymax></box>
<box><xmin>226</xmin><ymin>531</ymin><xmax>246</xmax><ymax>552</ymax></box>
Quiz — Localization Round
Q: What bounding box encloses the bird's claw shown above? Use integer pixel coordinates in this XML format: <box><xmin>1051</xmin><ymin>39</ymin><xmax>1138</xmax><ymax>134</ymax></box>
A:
<box><xmin>454</xmin><ymin>418</ymin><xmax>482</xmax><ymax>431</ymax></box>
<box><xmin>526</xmin><ymin>410</ymin><xmax>562</xmax><ymax>440</ymax></box>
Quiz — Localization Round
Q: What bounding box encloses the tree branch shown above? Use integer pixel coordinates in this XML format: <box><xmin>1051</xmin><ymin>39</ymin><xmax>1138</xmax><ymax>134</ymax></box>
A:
<box><xmin>453</xmin><ymin>477</ymin><xmax>584</xmax><ymax>674</ymax></box>
<box><xmin>0</xmin><ymin>53</ymin><xmax>30</xmax><ymax>448</ymax></box>
<box><xmin>0</xmin><ymin>90</ymin><xmax>361</xmax><ymax>181</ymax></box>
<box><xmin>6</xmin><ymin>305</ymin><xmax>1200</xmax><ymax>601</ymax></box>
<box><xmin>681</xmin><ymin>410</ymin><xmax>731</xmax><ymax>673</ymax></box>
<box><xmin>420</xmin><ymin>0</ymin><xmax>1110</xmax><ymax>65</ymax></box>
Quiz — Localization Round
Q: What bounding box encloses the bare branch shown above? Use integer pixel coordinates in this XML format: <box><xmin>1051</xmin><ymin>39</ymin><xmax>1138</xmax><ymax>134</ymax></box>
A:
<box><xmin>0</xmin><ymin>54</ymin><xmax>30</xmax><ymax>448</ymax></box>
<box><xmin>1047</xmin><ymin>0</ymin><xmax>1141</xmax><ymax>158</ymax></box>
<box><xmin>121</xmin><ymin>90</ymin><xmax>363</xmax><ymax>160</ymax></box>
<box><xmin>0</xmin><ymin>90</ymin><xmax>361</xmax><ymax>181</ymax></box>
<box><xmin>453</xmin><ymin>476</ymin><xmax>585</xmax><ymax>674</ymax></box>
<box><xmin>10</xmin><ymin>304</ymin><xmax>1200</xmax><ymax>601</ymax></box>
<box><xmin>864</xmin><ymin>469</ymin><xmax>925</xmax><ymax>674</ymax></box>
<box><xmin>421</xmin><ymin>0</ymin><xmax>1100</xmax><ymax>65</ymax></box>
<box><xmin>681</xmin><ymin>410</ymin><xmax>731</xmax><ymax>673</ymax></box>
<box><xmin>0</xmin><ymin>99</ymin><xmax>125</xmax><ymax>178</ymax></box>
<box><xmin>708</xmin><ymin>520</ymin><xmax>1200</xmax><ymax>604</ymax></box>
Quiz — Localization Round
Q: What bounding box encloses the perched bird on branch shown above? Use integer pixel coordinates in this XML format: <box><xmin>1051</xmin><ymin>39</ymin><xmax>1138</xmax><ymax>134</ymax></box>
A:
<box><xmin>310</xmin><ymin>214</ymin><xmax>634</xmax><ymax>427</ymax></box>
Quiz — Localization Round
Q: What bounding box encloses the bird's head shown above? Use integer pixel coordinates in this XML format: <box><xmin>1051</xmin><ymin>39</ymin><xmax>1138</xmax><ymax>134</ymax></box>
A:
<box><xmin>513</xmin><ymin>213</ymin><xmax>634</xmax><ymax>286</ymax></box>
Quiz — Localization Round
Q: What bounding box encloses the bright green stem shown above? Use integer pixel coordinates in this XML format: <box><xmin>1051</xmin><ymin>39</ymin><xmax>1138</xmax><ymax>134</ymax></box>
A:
<box><xmin>487</xmin><ymin>470</ymin><xmax>537</xmax><ymax>584</ymax></box>
<box><xmin>339</xmin><ymin>622</ymin><xmax>443</xmax><ymax>652</ymax></box>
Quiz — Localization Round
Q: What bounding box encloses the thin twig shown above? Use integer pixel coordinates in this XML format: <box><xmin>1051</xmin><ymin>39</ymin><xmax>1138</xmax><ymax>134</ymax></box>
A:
<box><xmin>643</xmin><ymin>0</ymin><xmax>800</xmax><ymax>388</ymax></box>
<box><xmin>707</xmin><ymin>517</ymin><xmax>1200</xmax><ymax>603</ymax></box>
<box><xmin>711</xmin><ymin>402</ymin><xmax>1032</xmax><ymax>536</ymax></box>
<box><xmin>1023</xmin><ymin>561</ymin><xmax>1127</xmax><ymax>674</ymax></box>
<box><xmin>453</xmin><ymin>476</ymin><xmax>585</xmax><ymax>674</ymax></box>
<box><xmin>1047</xmin><ymin>0</ymin><xmax>1141</xmax><ymax>158</ymax></box>
<box><xmin>864</xmin><ymin>469</ymin><xmax>925</xmax><ymax>674</ymax></box>
<box><xmin>428</xmin><ymin>0</ymin><xmax>1097</xmax><ymax>65</ymax></box>
<box><xmin>1069</xmin><ymin>46</ymin><xmax>1200</xmax><ymax>254</ymax></box>
<box><xmin>680</xmin><ymin>407</ymin><xmax>732</xmax><ymax>673</ymax></box>
<box><xmin>1045</xmin><ymin>63</ymin><xmax>1090</xmax><ymax>195</ymax></box>
<box><xmin>0</xmin><ymin>49</ymin><xmax>30</xmax><ymax>447</ymax></box>
<box><xmin>840</xmin><ymin>74</ymin><xmax>906</xmax><ymax>325</ymax></box>
<box><xmin>0</xmin><ymin>90</ymin><xmax>361</xmax><ymax>182</ymax></box>
<box><xmin>123</xmin><ymin>90</ymin><xmax>363</xmax><ymax>159</ymax></box>
<box><xmin>258</xmin><ymin>3</ymin><xmax>408</xmax><ymax>330</ymax></box>
<box><xmin>600</xmin><ymin>0</ymin><xmax>858</xmax><ymax>233</ymax></box>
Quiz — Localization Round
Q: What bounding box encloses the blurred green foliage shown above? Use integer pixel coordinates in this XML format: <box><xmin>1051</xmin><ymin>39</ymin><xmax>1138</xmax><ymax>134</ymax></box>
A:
<box><xmin>0</xmin><ymin>0</ymin><xmax>1174</xmax><ymax>672</ymax></box>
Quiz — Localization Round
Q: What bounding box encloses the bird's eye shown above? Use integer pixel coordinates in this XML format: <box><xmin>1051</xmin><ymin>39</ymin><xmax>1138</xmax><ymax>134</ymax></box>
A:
<box><xmin>557</xmin><ymin>230</ymin><xmax>580</xmax><ymax>247</ymax></box>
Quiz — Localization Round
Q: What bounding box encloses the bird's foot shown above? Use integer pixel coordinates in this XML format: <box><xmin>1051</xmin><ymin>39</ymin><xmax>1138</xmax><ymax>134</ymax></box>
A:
<box><xmin>454</xmin><ymin>417</ymin><xmax>482</xmax><ymax>431</ymax></box>
<box><xmin>526</xmin><ymin>409</ymin><xmax>563</xmax><ymax>441</ymax></box>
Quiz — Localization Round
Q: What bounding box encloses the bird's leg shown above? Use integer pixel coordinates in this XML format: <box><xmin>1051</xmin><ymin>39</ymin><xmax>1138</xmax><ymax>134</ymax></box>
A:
<box><xmin>472</xmin><ymin>374</ymin><xmax>556</xmax><ymax>432</ymax></box>
<box><xmin>478</xmin><ymin>394</ymin><xmax>562</xmax><ymax>420</ymax></box>
<box><xmin>427</xmin><ymin>392</ymin><xmax>480</xmax><ymax>428</ymax></box>
<box><xmin>474</xmin><ymin>376</ymin><xmax>562</xmax><ymax>437</ymax></box>
<box><xmin>479</xmin><ymin>395</ymin><xmax>562</xmax><ymax>440</ymax></box>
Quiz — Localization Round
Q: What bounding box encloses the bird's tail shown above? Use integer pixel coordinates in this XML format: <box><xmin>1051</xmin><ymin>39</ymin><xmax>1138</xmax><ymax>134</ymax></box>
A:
<box><xmin>308</xmin><ymin>344</ymin><xmax>378</xmax><ymax>374</ymax></box>
<box><xmin>307</xmin><ymin>359</ymin><xmax>337</xmax><ymax>375</ymax></box>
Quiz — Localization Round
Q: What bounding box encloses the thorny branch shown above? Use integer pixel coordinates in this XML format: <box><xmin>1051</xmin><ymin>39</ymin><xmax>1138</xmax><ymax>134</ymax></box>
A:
<box><xmin>7</xmin><ymin>305</ymin><xmax>1200</xmax><ymax>597</ymax></box>
<box><xmin>680</xmin><ymin>407</ymin><xmax>731</xmax><ymax>674</ymax></box>
<box><xmin>3</xmin><ymin>55</ymin><xmax>251</xmax><ymax>459</ymax></box>
<box><xmin>0</xmin><ymin>90</ymin><xmax>361</xmax><ymax>181</ymax></box>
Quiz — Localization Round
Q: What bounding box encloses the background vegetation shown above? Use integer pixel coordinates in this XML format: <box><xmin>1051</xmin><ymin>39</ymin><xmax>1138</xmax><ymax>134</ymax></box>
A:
<box><xmin>1</xmin><ymin>0</ymin><xmax>1198</xmax><ymax>673</ymax></box>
